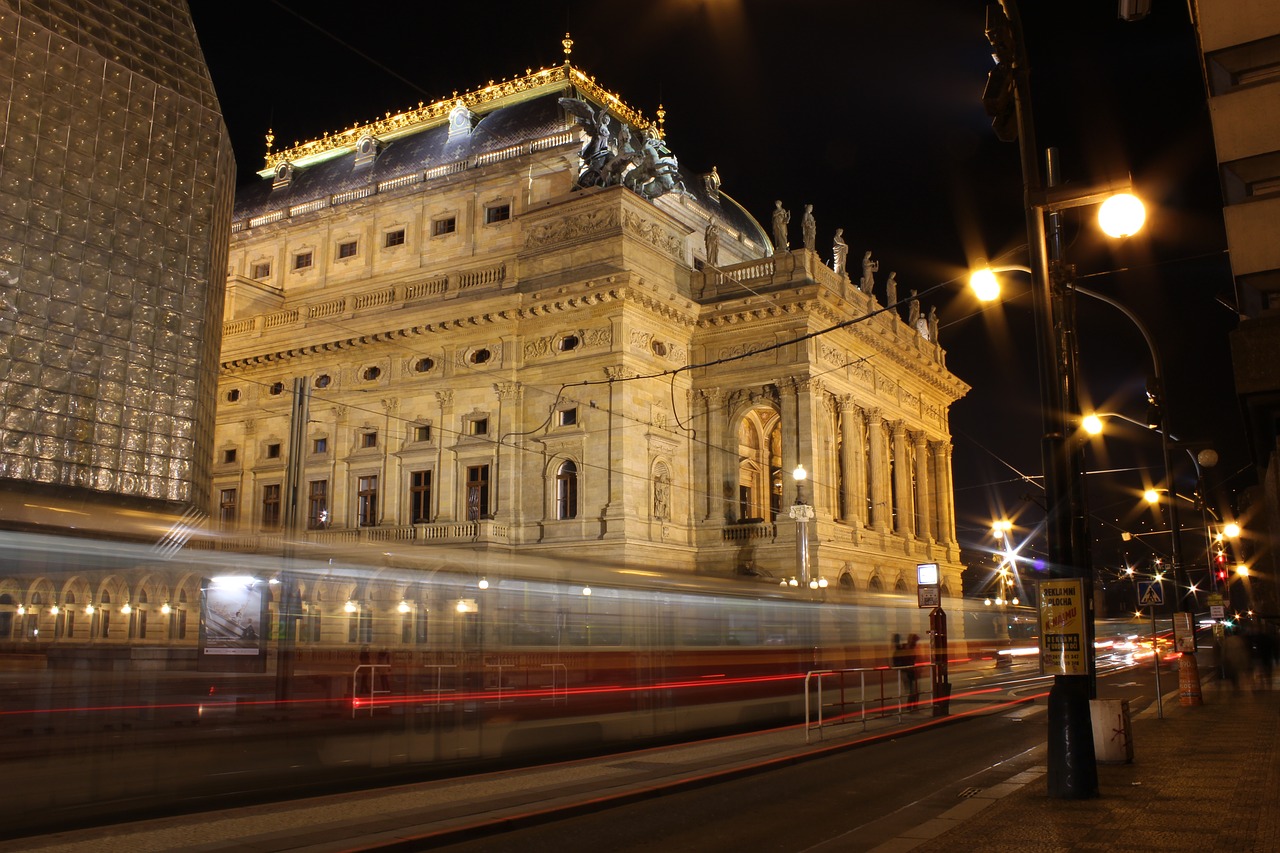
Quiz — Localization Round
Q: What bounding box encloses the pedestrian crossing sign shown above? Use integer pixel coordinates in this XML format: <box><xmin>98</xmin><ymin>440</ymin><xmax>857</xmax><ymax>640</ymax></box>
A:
<box><xmin>1137</xmin><ymin>581</ymin><xmax>1163</xmax><ymax>607</ymax></box>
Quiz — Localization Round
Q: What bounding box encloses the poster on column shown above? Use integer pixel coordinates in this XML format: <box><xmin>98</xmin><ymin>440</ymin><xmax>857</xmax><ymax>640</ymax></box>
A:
<box><xmin>1038</xmin><ymin>579</ymin><xmax>1087</xmax><ymax>676</ymax></box>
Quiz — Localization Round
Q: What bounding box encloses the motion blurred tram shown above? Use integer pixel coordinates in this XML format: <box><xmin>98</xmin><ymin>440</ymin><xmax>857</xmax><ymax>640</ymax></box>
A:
<box><xmin>0</xmin><ymin>530</ymin><xmax>1027</xmax><ymax>837</ymax></box>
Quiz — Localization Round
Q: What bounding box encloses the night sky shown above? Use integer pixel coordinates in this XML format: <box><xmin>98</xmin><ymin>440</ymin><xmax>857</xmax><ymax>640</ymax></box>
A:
<box><xmin>189</xmin><ymin>1</ymin><xmax>1248</xmax><ymax>585</ymax></box>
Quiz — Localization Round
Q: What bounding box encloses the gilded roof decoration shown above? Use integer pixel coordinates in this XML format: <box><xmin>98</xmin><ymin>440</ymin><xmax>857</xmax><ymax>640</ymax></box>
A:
<box><xmin>260</xmin><ymin>63</ymin><xmax>658</xmax><ymax>176</ymax></box>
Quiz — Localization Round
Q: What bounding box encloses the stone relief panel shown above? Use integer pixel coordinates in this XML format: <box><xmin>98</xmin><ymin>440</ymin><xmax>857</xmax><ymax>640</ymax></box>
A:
<box><xmin>522</xmin><ymin>207</ymin><xmax>620</xmax><ymax>251</ymax></box>
<box><xmin>819</xmin><ymin>341</ymin><xmax>848</xmax><ymax>368</ymax></box>
<box><xmin>621</xmin><ymin>209</ymin><xmax>684</xmax><ymax>260</ymax></box>
<box><xmin>716</xmin><ymin>340</ymin><xmax>775</xmax><ymax>362</ymax></box>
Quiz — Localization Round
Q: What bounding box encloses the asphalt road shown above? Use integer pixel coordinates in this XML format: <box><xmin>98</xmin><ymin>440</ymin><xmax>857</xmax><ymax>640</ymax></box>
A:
<box><xmin>431</xmin><ymin>656</ymin><xmax>1170</xmax><ymax>853</ymax></box>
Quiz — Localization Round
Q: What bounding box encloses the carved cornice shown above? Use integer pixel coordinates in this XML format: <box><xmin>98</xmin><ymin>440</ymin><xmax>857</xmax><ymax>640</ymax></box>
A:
<box><xmin>220</xmin><ymin>283</ymin><xmax>704</xmax><ymax>371</ymax></box>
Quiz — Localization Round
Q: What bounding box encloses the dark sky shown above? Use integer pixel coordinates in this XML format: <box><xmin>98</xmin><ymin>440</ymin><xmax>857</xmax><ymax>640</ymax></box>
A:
<box><xmin>189</xmin><ymin>1</ymin><xmax>1248</xmax><ymax>580</ymax></box>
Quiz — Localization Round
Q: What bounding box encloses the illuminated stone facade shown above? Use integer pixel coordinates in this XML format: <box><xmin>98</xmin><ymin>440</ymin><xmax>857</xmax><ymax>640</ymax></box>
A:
<box><xmin>214</xmin><ymin>62</ymin><xmax>969</xmax><ymax>598</ymax></box>
<box><xmin>0</xmin><ymin>0</ymin><xmax>234</xmax><ymax>519</ymax></box>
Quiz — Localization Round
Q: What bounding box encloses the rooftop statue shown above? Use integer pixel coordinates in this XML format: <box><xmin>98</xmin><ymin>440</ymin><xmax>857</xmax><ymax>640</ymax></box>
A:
<box><xmin>886</xmin><ymin>271</ymin><xmax>898</xmax><ymax>307</ymax></box>
<box><xmin>560</xmin><ymin>96</ymin><xmax>683</xmax><ymax>199</ymax></box>
<box><xmin>704</xmin><ymin>221</ymin><xmax>721</xmax><ymax>267</ymax></box>
<box><xmin>832</xmin><ymin>228</ymin><xmax>848</xmax><ymax>276</ymax></box>
<box><xmin>860</xmin><ymin>251</ymin><xmax>878</xmax><ymax>294</ymax></box>
<box><xmin>624</xmin><ymin>132</ymin><xmax>684</xmax><ymax>199</ymax></box>
<box><xmin>802</xmin><ymin>204</ymin><xmax>816</xmax><ymax>251</ymax></box>
<box><xmin>560</xmin><ymin>97</ymin><xmax>611</xmax><ymax>183</ymax></box>
<box><xmin>772</xmin><ymin>201</ymin><xmax>791</xmax><ymax>252</ymax></box>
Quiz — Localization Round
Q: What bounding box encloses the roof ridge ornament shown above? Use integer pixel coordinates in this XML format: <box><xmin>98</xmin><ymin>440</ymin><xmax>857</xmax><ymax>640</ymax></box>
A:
<box><xmin>563</xmin><ymin>32</ymin><xmax>573</xmax><ymax>62</ymax></box>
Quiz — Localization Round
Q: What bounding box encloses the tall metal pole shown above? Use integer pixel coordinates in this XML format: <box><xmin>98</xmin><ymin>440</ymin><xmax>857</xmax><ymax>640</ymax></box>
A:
<box><xmin>1073</xmin><ymin>286</ymin><xmax>1203</xmax><ymax>704</ymax></box>
<box><xmin>994</xmin><ymin>0</ymin><xmax>1098</xmax><ymax>798</ymax></box>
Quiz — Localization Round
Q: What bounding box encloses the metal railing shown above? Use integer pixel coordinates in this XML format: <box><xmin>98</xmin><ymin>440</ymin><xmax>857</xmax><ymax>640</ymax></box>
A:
<box><xmin>803</xmin><ymin>664</ymin><xmax>935</xmax><ymax>742</ymax></box>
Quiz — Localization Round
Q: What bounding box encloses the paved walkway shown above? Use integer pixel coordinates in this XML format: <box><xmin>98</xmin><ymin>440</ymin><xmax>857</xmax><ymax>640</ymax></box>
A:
<box><xmin>5</xmin><ymin>678</ymin><xmax>1277</xmax><ymax>852</ymax></box>
<box><xmin>897</xmin><ymin>680</ymin><xmax>1280</xmax><ymax>853</ymax></box>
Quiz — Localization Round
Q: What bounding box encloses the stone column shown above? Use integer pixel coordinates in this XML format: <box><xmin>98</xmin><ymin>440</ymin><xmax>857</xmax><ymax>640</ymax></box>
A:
<box><xmin>866</xmin><ymin>408</ymin><xmax>888</xmax><ymax>532</ymax></box>
<box><xmin>795</xmin><ymin>379</ymin><xmax>820</xmax><ymax>513</ymax></box>
<box><xmin>778</xmin><ymin>379</ymin><xmax>799</xmax><ymax>506</ymax></box>
<box><xmin>914</xmin><ymin>431</ymin><xmax>933</xmax><ymax>541</ymax></box>
<box><xmin>941</xmin><ymin>441</ymin><xmax>956</xmax><ymax>543</ymax></box>
<box><xmin>703</xmin><ymin>388</ymin><xmax>728</xmax><ymax>521</ymax></box>
<box><xmin>892</xmin><ymin>421</ymin><xmax>913</xmax><ymax>538</ymax></box>
<box><xmin>931</xmin><ymin>439</ymin><xmax>952</xmax><ymax>545</ymax></box>
<box><xmin>379</xmin><ymin>398</ymin><xmax>400</xmax><ymax>525</ymax></box>
<box><xmin>434</xmin><ymin>391</ymin><xmax>455</xmax><ymax>521</ymax></box>
<box><xmin>838</xmin><ymin>397</ymin><xmax>866</xmax><ymax>527</ymax></box>
<box><xmin>493</xmin><ymin>382</ymin><xmax>523</xmax><ymax>524</ymax></box>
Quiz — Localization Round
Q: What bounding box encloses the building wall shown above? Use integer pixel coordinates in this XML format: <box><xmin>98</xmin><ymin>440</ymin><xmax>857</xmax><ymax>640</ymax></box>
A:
<box><xmin>1195</xmin><ymin>0</ymin><xmax>1280</xmax><ymax>605</ymax></box>
<box><xmin>0</xmin><ymin>0</ymin><xmax>234</xmax><ymax>522</ymax></box>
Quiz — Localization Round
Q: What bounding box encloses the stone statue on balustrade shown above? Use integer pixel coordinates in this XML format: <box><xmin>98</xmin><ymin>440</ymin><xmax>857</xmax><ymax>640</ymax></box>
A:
<box><xmin>928</xmin><ymin>306</ymin><xmax>939</xmax><ymax>342</ymax></box>
<box><xmin>704</xmin><ymin>221</ymin><xmax>721</xmax><ymax>268</ymax></box>
<box><xmin>885</xmin><ymin>271</ymin><xmax>898</xmax><ymax>307</ymax></box>
<box><xmin>908</xmin><ymin>289</ymin><xmax>921</xmax><ymax>328</ymax></box>
<box><xmin>771</xmin><ymin>200</ymin><xmax>791</xmax><ymax>252</ymax></box>
<box><xmin>831</xmin><ymin>228</ymin><xmax>848</xmax><ymax>276</ymax></box>
<box><xmin>802</xmin><ymin>204</ymin><xmax>816</xmax><ymax>251</ymax></box>
<box><xmin>859</xmin><ymin>251</ymin><xmax>879</xmax><ymax>294</ymax></box>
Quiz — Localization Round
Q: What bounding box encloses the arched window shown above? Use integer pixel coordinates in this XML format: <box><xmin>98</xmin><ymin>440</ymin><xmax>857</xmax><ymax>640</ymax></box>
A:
<box><xmin>555</xmin><ymin>460</ymin><xmax>578</xmax><ymax>520</ymax></box>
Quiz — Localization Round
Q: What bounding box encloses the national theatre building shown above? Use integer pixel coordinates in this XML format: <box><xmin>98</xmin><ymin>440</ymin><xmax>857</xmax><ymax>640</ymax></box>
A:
<box><xmin>212</xmin><ymin>42</ymin><xmax>970</xmax><ymax>600</ymax></box>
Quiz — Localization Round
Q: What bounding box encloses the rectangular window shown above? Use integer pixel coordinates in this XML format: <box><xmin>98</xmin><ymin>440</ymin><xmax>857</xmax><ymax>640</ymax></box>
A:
<box><xmin>384</xmin><ymin>229</ymin><xmax>406</xmax><ymax>247</ymax></box>
<box><xmin>414</xmin><ymin>424</ymin><xmax>432</xmax><ymax>443</ymax></box>
<box><xmin>465</xmin><ymin>465</ymin><xmax>490</xmax><ymax>521</ymax></box>
<box><xmin>468</xmin><ymin>417</ymin><xmax>488</xmax><ymax>436</ymax></box>
<box><xmin>262</xmin><ymin>483</ymin><xmax>281</xmax><ymax>529</ymax></box>
<box><xmin>432</xmin><ymin>216</ymin><xmax>456</xmax><ymax>236</ymax></box>
<box><xmin>312</xmin><ymin>437</ymin><xmax>328</xmax><ymax>454</ymax></box>
<box><xmin>485</xmin><ymin>204</ymin><xmax>511</xmax><ymax>224</ymax></box>
<box><xmin>357</xmin><ymin>475</ymin><xmax>379</xmax><ymax>527</ymax></box>
<box><xmin>557</xmin><ymin>408</ymin><xmax>577</xmax><ymax>427</ymax></box>
<box><xmin>252</xmin><ymin>262</ymin><xmax>271</xmax><ymax>279</ymax></box>
<box><xmin>410</xmin><ymin>470</ymin><xmax>432</xmax><ymax>523</ymax></box>
<box><xmin>222</xmin><ymin>448</ymin><xmax>237</xmax><ymax>464</ymax></box>
<box><xmin>360</xmin><ymin>431</ymin><xmax>378</xmax><ymax>449</ymax></box>
<box><xmin>294</xmin><ymin>251</ymin><xmax>313</xmax><ymax>270</ymax></box>
<box><xmin>219</xmin><ymin>488</ymin><xmax>237</xmax><ymax>529</ymax></box>
<box><xmin>266</xmin><ymin>442</ymin><xmax>281</xmax><ymax>459</ymax></box>
<box><xmin>338</xmin><ymin>240</ymin><xmax>358</xmax><ymax>259</ymax></box>
<box><xmin>307</xmin><ymin>480</ymin><xmax>329</xmax><ymax>529</ymax></box>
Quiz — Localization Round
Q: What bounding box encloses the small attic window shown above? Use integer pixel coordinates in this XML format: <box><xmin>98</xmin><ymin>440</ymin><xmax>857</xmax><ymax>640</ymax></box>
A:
<box><xmin>272</xmin><ymin>162</ymin><xmax>293</xmax><ymax>189</ymax></box>
<box><xmin>355</xmin><ymin>134</ymin><xmax>380</xmax><ymax>167</ymax></box>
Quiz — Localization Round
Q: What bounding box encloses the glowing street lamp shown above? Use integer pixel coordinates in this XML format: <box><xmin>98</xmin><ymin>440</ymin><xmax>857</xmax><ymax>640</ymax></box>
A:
<box><xmin>788</xmin><ymin>464</ymin><xmax>814</xmax><ymax>588</ymax></box>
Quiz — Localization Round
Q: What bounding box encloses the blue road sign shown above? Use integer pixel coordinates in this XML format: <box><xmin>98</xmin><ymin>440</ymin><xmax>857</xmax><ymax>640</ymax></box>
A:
<box><xmin>1137</xmin><ymin>581</ymin><xmax>1164</xmax><ymax>607</ymax></box>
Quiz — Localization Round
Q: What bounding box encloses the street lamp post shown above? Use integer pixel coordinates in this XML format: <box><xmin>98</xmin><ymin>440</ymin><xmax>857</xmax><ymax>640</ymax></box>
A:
<box><xmin>789</xmin><ymin>464</ymin><xmax>814</xmax><ymax>589</ymax></box>
<box><xmin>981</xmin><ymin>0</ymin><xmax>1151</xmax><ymax>800</ymax></box>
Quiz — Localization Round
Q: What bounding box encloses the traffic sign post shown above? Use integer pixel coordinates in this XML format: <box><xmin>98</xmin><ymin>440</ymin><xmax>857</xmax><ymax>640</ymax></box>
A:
<box><xmin>1136</xmin><ymin>580</ymin><xmax>1164</xmax><ymax>720</ymax></box>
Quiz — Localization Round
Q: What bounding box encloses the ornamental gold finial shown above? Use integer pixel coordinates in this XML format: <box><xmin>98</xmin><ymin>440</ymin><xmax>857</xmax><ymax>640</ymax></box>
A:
<box><xmin>562</xmin><ymin>33</ymin><xmax>573</xmax><ymax>61</ymax></box>
<box><xmin>656</xmin><ymin>104</ymin><xmax>666</xmax><ymax>137</ymax></box>
<box><xmin>265</xmin><ymin>128</ymin><xmax>274</xmax><ymax>154</ymax></box>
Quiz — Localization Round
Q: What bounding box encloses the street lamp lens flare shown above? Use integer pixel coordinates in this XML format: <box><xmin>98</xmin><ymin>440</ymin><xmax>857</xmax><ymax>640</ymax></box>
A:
<box><xmin>1224</xmin><ymin>522</ymin><xmax>1241</xmax><ymax>539</ymax></box>
<box><xmin>1097</xmin><ymin>192</ymin><xmax>1146</xmax><ymax>238</ymax></box>
<box><xmin>1082</xmin><ymin>413</ymin><xmax>1103</xmax><ymax>435</ymax></box>
<box><xmin>969</xmin><ymin>267</ymin><xmax>1001</xmax><ymax>302</ymax></box>
<box><xmin>1143</xmin><ymin>488</ymin><xmax>1160</xmax><ymax>505</ymax></box>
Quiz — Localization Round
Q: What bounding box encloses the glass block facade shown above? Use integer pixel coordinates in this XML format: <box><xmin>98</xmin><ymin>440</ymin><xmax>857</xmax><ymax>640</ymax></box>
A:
<box><xmin>0</xmin><ymin>0</ymin><xmax>234</xmax><ymax>512</ymax></box>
